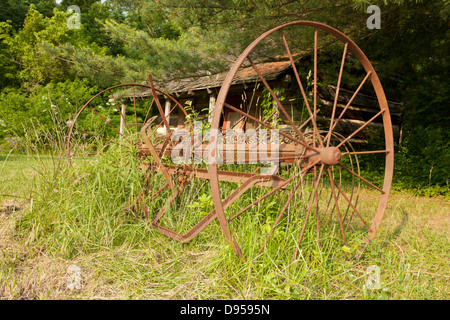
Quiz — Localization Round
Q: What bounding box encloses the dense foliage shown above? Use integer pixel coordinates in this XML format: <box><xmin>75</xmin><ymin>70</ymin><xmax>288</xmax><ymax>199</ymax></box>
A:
<box><xmin>0</xmin><ymin>0</ymin><xmax>448</xmax><ymax>194</ymax></box>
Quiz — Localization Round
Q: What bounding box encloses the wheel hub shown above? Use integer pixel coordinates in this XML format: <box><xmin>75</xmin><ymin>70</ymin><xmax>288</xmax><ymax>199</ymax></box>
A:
<box><xmin>303</xmin><ymin>146</ymin><xmax>342</xmax><ymax>167</ymax></box>
<box><xmin>320</xmin><ymin>147</ymin><xmax>341</xmax><ymax>166</ymax></box>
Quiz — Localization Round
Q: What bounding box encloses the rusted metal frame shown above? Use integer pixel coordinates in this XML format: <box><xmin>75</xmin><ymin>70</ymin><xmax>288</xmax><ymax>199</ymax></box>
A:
<box><xmin>323</xmin><ymin>71</ymin><xmax>372</xmax><ymax>145</ymax></box>
<box><xmin>247</xmin><ymin>55</ymin><xmax>310</xmax><ymax>148</ymax></box>
<box><xmin>140</xmin><ymin>139</ymin><xmax>302</xmax><ymax>163</ymax></box>
<box><xmin>326</xmin><ymin>42</ymin><xmax>348</xmax><ymax>148</ymax></box>
<box><xmin>294</xmin><ymin>163</ymin><xmax>324</xmax><ymax>260</ymax></box>
<box><xmin>140</xmin><ymin>118</ymin><xmax>178</xmax><ymax>196</ymax></box>
<box><xmin>280</xmin><ymin>28</ymin><xmax>324</xmax><ymax>148</ymax></box>
<box><xmin>223</xmin><ymin>102</ymin><xmax>320</xmax><ymax>154</ymax></box>
<box><xmin>151</xmin><ymin>174</ymin><xmax>277</xmax><ymax>243</ymax></box>
<box><xmin>326</xmin><ymin>167</ymin><xmax>348</xmax><ymax>246</ymax></box>
<box><xmin>148</xmin><ymin>74</ymin><xmax>171</xmax><ymax>132</ymax></box>
<box><xmin>151</xmin><ymin>211</ymin><xmax>217</xmax><ymax>242</ymax></box>
<box><xmin>344</xmin><ymin>197</ymin><xmax>359</xmax><ymax>232</ymax></box>
<box><xmin>337</xmin><ymin>109</ymin><xmax>385</xmax><ymax>149</ymax></box>
<box><xmin>137</xmin><ymin>163</ymin><xmax>287</xmax><ymax>187</ymax></box>
<box><xmin>338</xmin><ymin>163</ymin><xmax>384</xmax><ymax>194</ymax></box>
<box><xmin>228</xmin><ymin>160</ymin><xmax>319</xmax><ymax>222</ymax></box>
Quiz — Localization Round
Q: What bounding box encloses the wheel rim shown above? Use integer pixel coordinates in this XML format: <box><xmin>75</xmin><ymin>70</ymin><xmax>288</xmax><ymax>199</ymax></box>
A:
<box><xmin>208</xmin><ymin>21</ymin><xmax>394</xmax><ymax>261</ymax></box>
<box><xmin>66</xmin><ymin>83</ymin><xmax>204</xmax><ymax>230</ymax></box>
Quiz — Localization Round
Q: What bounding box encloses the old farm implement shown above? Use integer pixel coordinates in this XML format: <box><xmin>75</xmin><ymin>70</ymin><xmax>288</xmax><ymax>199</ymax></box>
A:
<box><xmin>67</xmin><ymin>21</ymin><xmax>394</xmax><ymax>261</ymax></box>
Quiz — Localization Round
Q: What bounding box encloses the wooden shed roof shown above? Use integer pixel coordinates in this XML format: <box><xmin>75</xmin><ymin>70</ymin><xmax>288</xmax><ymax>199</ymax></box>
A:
<box><xmin>133</xmin><ymin>60</ymin><xmax>293</xmax><ymax>97</ymax></box>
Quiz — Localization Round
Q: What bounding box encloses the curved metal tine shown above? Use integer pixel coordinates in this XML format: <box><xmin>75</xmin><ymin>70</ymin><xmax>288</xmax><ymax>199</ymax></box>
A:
<box><xmin>223</xmin><ymin>102</ymin><xmax>320</xmax><ymax>153</ymax></box>
<box><xmin>326</xmin><ymin>167</ymin><xmax>347</xmax><ymax>246</ymax></box>
<box><xmin>329</xmin><ymin>173</ymin><xmax>370</xmax><ymax>231</ymax></box>
<box><xmin>321</xmin><ymin>176</ymin><xmax>335</xmax><ymax>225</ymax></box>
<box><xmin>340</xmin><ymin>150</ymin><xmax>355</xmax><ymax>224</ymax></box>
<box><xmin>72</xmin><ymin>126</ymin><xmax>131</xmax><ymax>150</ymax></box>
<box><xmin>340</xmin><ymin>143</ymin><xmax>358</xmax><ymax>226</ymax></box>
<box><xmin>246</xmin><ymin>55</ymin><xmax>310</xmax><ymax>147</ymax></box>
<box><xmin>327</xmin><ymin>167</ymin><xmax>344</xmax><ymax>224</ymax></box>
<box><xmin>293</xmin><ymin>164</ymin><xmax>325</xmax><ymax>260</ymax></box>
<box><xmin>336</xmin><ymin>109</ymin><xmax>385</xmax><ymax>148</ymax></box>
<box><xmin>228</xmin><ymin>160</ymin><xmax>319</xmax><ymax>222</ymax></box>
<box><xmin>326</xmin><ymin>42</ymin><xmax>348</xmax><ymax>148</ymax></box>
<box><xmin>148</xmin><ymin>74</ymin><xmax>170</xmax><ymax>132</ymax></box>
<box><xmin>314</xmin><ymin>165</ymin><xmax>321</xmax><ymax>248</ymax></box>
<box><xmin>86</xmin><ymin>103</ymin><xmax>132</xmax><ymax>145</ymax></box>
<box><xmin>255</xmin><ymin>168</ymin><xmax>308</xmax><ymax>258</ymax></box>
<box><xmin>279</xmin><ymin>28</ymin><xmax>324</xmax><ymax>148</ymax></box>
<box><xmin>345</xmin><ymin>195</ymin><xmax>360</xmax><ymax>233</ymax></box>
<box><xmin>298</xmin><ymin>108</ymin><xmax>321</xmax><ymax>132</ymax></box>
<box><xmin>338</xmin><ymin>163</ymin><xmax>384</xmax><ymax>194</ymax></box>
<box><xmin>155</xmin><ymin>102</ymin><xmax>178</xmax><ymax>129</ymax></box>
<box><xmin>143</xmin><ymin>98</ymin><xmax>155</xmax><ymax>126</ymax></box>
<box><xmin>324</xmin><ymin>72</ymin><xmax>372</xmax><ymax>144</ymax></box>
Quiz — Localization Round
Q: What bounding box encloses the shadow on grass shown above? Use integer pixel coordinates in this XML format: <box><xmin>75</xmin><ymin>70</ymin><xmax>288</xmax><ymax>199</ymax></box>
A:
<box><xmin>388</xmin><ymin>209</ymin><xmax>409</xmax><ymax>241</ymax></box>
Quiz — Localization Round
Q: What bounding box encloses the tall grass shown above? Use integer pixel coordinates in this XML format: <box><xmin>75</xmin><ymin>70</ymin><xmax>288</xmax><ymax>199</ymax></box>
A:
<box><xmin>0</xmin><ymin>125</ymin><xmax>448</xmax><ymax>299</ymax></box>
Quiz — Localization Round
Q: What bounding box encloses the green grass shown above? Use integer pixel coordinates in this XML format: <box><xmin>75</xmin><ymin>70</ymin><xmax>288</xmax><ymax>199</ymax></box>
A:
<box><xmin>0</xmin><ymin>151</ymin><xmax>448</xmax><ymax>300</ymax></box>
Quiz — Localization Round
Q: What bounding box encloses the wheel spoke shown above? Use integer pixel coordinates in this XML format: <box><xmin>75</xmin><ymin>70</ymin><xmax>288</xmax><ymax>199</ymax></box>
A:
<box><xmin>247</xmin><ymin>55</ymin><xmax>310</xmax><ymax>146</ymax></box>
<box><xmin>72</xmin><ymin>127</ymin><xmax>130</xmax><ymax>150</ymax></box>
<box><xmin>108</xmin><ymin>89</ymin><xmax>128</xmax><ymax>133</ymax></box>
<box><xmin>313</xmin><ymin>28</ymin><xmax>318</xmax><ymax>148</ymax></box>
<box><xmin>148</xmin><ymin>74</ymin><xmax>170</xmax><ymax>132</ymax></box>
<box><xmin>326</xmin><ymin>42</ymin><xmax>348</xmax><ymax>147</ymax></box>
<box><xmin>143</xmin><ymin>98</ymin><xmax>155</xmax><ymax>125</ymax></box>
<box><xmin>280</xmin><ymin>29</ymin><xmax>324</xmax><ymax>148</ymax></box>
<box><xmin>258</xmin><ymin>167</ymin><xmax>307</xmax><ymax>254</ymax></box>
<box><xmin>328</xmin><ymin>168</ymin><xmax>369</xmax><ymax>229</ymax></box>
<box><xmin>337</xmin><ymin>109</ymin><xmax>385</xmax><ymax>148</ymax></box>
<box><xmin>228</xmin><ymin>160</ymin><xmax>319</xmax><ymax>222</ymax></box>
<box><xmin>314</xmin><ymin>165</ymin><xmax>321</xmax><ymax>247</ymax></box>
<box><xmin>223</xmin><ymin>102</ymin><xmax>320</xmax><ymax>153</ymax></box>
<box><xmin>342</xmin><ymin>149</ymin><xmax>389</xmax><ymax>156</ymax></box>
<box><xmin>324</xmin><ymin>72</ymin><xmax>372</xmax><ymax>144</ymax></box>
<box><xmin>338</xmin><ymin>163</ymin><xmax>384</xmax><ymax>193</ymax></box>
<box><xmin>86</xmin><ymin>104</ymin><xmax>132</xmax><ymax>145</ymax></box>
<box><xmin>326</xmin><ymin>167</ymin><xmax>347</xmax><ymax>246</ymax></box>
<box><xmin>294</xmin><ymin>164</ymin><xmax>324</xmax><ymax>259</ymax></box>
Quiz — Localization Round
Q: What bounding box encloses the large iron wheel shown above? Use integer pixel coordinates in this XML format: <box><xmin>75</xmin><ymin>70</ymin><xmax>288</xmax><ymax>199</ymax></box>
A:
<box><xmin>208</xmin><ymin>21</ymin><xmax>394</xmax><ymax>261</ymax></box>
<box><xmin>66</xmin><ymin>82</ymin><xmax>212</xmax><ymax>239</ymax></box>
